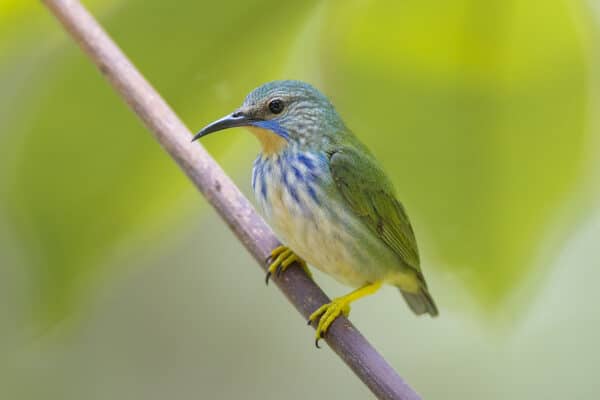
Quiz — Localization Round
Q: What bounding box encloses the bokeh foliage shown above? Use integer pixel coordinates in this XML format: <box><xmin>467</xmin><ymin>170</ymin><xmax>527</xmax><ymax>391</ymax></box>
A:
<box><xmin>1</xmin><ymin>0</ymin><xmax>319</xmax><ymax>322</ymax></box>
<box><xmin>0</xmin><ymin>0</ymin><xmax>596</xmax><ymax>325</ymax></box>
<box><xmin>319</xmin><ymin>0</ymin><xmax>591</xmax><ymax>308</ymax></box>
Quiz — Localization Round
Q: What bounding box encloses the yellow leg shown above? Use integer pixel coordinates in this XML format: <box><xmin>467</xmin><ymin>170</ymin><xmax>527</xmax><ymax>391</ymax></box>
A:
<box><xmin>265</xmin><ymin>245</ymin><xmax>312</xmax><ymax>285</ymax></box>
<box><xmin>308</xmin><ymin>281</ymin><xmax>382</xmax><ymax>348</ymax></box>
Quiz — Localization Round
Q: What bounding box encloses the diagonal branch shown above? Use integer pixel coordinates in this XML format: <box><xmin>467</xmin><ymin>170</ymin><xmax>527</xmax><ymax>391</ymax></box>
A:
<box><xmin>41</xmin><ymin>1</ymin><xmax>422</xmax><ymax>399</ymax></box>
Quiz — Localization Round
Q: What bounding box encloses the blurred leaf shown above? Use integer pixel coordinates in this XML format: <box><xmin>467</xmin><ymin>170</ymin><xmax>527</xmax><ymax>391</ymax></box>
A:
<box><xmin>1</xmin><ymin>0</ymin><xmax>595</xmax><ymax>325</ymax></box>
<box><xmin>320</xmin><ymin>0</ymin><xmax>592</xmax><ymax>310</ymax></box>
<box><xmin>0</xmin><ymin>0</ymin><xmax>318</xmax><ymax>324</ymax></box>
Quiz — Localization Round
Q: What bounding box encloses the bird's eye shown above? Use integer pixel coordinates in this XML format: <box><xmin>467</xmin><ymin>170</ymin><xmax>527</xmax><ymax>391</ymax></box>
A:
<box><xmin>268</xmin><ymin>99</ymin><xmax>284</xmax><ymax>114</ymax></box>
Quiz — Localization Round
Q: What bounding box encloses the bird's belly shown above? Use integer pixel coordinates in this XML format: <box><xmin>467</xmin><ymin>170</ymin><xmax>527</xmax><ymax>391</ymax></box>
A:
<box><xmin>269</xmin><ymin>198</ymin><xmax>370</xmax><ymax>287</ymax></box>
<box><xmin>253</xmin><ymin>155</ymin><xmax>396</xmax><ymax>287</ymax></box>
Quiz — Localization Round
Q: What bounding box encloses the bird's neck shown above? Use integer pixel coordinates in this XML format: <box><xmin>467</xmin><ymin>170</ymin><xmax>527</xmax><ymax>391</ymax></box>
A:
<box><xmin>248</xmin><ymin>126</ymin><xmax>288</xmax><ymax>156</ymax></box>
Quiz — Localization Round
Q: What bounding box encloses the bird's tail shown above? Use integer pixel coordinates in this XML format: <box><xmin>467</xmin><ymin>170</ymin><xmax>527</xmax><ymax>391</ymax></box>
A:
<box><xmin>399</xmin><ymin>286</ymin><xmax>438</xmax><ymax>317</ymax></box>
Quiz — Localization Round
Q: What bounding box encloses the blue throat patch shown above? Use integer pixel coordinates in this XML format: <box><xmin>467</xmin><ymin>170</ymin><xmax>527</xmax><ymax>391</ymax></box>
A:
<box><xmin>250</xmin><ymin>120</ymin><xmax>290</xmax><ymax>140</ymax></box>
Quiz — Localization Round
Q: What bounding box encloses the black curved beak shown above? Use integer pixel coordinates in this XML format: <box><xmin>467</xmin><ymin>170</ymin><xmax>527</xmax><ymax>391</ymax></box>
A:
<box><xmin>192</xmin><ymin>111</ymin><xmax>253</xmax><ymax>142</ymax></box>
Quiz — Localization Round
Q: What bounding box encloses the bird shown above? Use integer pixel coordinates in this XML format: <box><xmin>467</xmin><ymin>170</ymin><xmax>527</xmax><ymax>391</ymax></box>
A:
<box><xmin>193</xmin><ymin>80</ymin><xmax>437</xmax><ymax>346</ymax></box>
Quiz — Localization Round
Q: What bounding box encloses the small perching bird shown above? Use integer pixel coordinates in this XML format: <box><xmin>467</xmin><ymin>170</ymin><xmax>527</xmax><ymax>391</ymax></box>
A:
<box><xmin>194</xmin><ymin>80</ymin><xmax>437</xmax><ymax>346</ymax></box>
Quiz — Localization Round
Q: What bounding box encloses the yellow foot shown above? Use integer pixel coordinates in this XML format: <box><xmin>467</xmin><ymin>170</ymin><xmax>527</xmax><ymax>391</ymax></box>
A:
<box><xmin>306</xmin><ymin>281</ymin><xmax>383</xmax><ymax>348</ymax></box>
<box><xmin>265</xmin><ymin>245</ymin><xmax>312</xmax><ymax>285</ymax></box>
<box><xmin>308</xmin><ymin>298</ymin><xmax>351</xmax><ymax>348</ymax></box>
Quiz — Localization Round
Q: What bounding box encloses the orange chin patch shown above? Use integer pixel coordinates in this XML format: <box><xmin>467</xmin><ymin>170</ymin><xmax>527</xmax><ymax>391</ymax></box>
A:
<box><xmin>247</xmin><ymin>126</ymin><xmax>288</xmax><ymax>155</ymax></box>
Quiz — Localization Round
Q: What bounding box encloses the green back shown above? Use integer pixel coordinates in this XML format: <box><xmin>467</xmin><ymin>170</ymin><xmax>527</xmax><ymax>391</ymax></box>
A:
<box><xmin>328</xmin><ymin>135</ymin><xmax>421</xmax><ymax>272</ymax></box>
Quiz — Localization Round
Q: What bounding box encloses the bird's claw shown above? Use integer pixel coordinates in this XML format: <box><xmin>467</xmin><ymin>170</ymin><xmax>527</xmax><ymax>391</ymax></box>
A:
<box><xmin>308</xmin><ymin>298</ymin><xmax>351</xmax><ymax>348</ymax></box>
<box><xmin>265</xmin><ymin>245</ymin><xmax>311</xmax><ymax>285</ymax></box>
<box><xmin>315</xmin><ymin>335</ymin><xmax>323</xmax><ymax>349</ymax></box>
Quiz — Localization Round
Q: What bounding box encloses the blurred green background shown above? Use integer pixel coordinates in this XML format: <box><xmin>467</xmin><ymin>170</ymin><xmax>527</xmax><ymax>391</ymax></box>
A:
<box><xmin>1</xmin><ymin>0</ymin><xmax>599</xmax><ymax>398</ymax></box>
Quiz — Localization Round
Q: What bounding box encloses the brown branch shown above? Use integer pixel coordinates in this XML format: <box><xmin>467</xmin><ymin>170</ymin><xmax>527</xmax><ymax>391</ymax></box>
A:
<box><xmin>40</xmin><ymin>1</ymin><xmax>422</xmax><ymax>399</ymax></box>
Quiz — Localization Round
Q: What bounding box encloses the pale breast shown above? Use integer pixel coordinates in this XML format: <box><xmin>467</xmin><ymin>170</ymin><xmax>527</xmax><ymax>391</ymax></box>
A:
<box><xmin>252</xmin><ymin>150</ymin><xmax>396</xmax><ymax>287</ymax></box>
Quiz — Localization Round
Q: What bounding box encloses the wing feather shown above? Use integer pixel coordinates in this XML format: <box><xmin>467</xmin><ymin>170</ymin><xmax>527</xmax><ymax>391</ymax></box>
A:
<box><xmin>328</xmin><ymin>147</ymin><xmax>421</xmax><ymax>272</ymax></box>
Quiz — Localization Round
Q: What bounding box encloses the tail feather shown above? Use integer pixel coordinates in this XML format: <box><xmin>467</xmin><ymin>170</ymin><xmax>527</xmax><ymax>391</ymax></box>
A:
<box><xmin>400</xmin><ymin>287</ymin><xmax>438</xmax><ymax>317</ymax></box>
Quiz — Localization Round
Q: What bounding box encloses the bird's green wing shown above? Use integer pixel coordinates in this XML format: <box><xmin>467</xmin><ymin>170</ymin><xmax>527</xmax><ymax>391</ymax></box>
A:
<box><xmin>328</xmin><ymin>145</ymin><xmax>421</xmax><ymax>271</ymax></box>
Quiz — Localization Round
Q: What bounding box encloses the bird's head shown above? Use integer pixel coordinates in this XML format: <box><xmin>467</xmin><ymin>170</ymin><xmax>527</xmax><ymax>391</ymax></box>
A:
<box><xmin>193</xmin><ymin>80</ymin><xmax>344</xmax><ymax>155</ymax></box>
